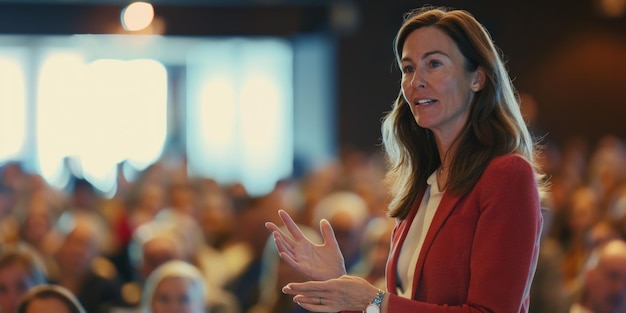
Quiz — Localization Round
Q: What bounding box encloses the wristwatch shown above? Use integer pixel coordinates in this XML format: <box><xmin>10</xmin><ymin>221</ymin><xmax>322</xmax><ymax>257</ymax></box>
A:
<box><xmin>365</xmin><ymin>289</ymin><xmax>386</xmax><ymax>313</ymax></box>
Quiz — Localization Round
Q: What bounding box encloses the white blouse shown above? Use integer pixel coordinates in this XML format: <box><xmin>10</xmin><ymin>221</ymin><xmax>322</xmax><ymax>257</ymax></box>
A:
<box><xmin>396</xmin><ymin>171</ymin><xmax>444</xmax><ymax>298</ymax></box>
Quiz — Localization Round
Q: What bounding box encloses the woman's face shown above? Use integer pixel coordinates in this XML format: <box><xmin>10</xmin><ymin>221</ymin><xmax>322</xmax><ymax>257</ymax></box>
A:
<box><xmin>400</xmin><ymin>26</ymin><xmax>483</xmax><ymax>141</ymax></box>
<box><xmin>151</xmin><ymin>277</ymin><xmax>204</xmax><ymax>313</ymax></box>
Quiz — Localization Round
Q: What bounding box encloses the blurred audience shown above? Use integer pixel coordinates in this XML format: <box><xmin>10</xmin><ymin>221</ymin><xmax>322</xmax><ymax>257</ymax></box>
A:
<box><xmin>309</xmin><ymin>190</ymin><xmax>370</xmax><ymax>273</ymax></box>
<box><xmin>350</xmin><ymin>216</ymin><xmax>395</xmax><ymax>289</ymax></box>
<box><xmin>1</xmin><ymin>133</ymin><xmax>626</xmax><ymax>313</ymax></box>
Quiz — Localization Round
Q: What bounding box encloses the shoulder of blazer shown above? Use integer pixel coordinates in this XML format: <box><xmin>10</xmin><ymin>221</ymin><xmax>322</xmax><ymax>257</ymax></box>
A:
<box><xmin>480</xmin><ymin>154</ymin><xmax>534</xmax><ymax>181</ymax></box>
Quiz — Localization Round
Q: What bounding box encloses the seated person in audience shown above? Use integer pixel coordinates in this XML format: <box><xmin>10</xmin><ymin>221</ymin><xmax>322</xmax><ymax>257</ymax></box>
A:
<box><xmin>568</xmin><ymin>239</ymin><xmax>626</xmax><ymax>313</ymax></box>
<box><xmin>349</xmin><ymin>216</ymin><xmax>395</xmax><ymax>289</ymax></box>
<box><xmin>15</xmin><ymin>195</ymin><xmax>61</xmax><ymax>280</ymax></box>
<box><xmin>126</xmin><ymin>221</ymin><xmax>240</xmax><ymax>313</ymax></box>
<box><xmin>309</xmin><ymin>191</ymin><xmax>370</xmax><ymax>273</ymax></box>
<box><xmin>51</xmin><ymin>212</ymin><xmax>125</xmax><ymax>313</ymax></box>
<box><xmin>0</xmin><ymin>245</ymin><xmax>47</xmax><ymax>313</ymax></box>
<box><xmin>17</xmin><ymin>284</ymin><xmax>86</xmax><ymax>313</ymax></box>
<box><xmin>141</xmin><ymin>260</ymin><xmax>207</xmax><ymax>313</ymax></box>
<box><xmin>129</xmin><ymin>221</ymin><xmax>186</xmax><ymax>282</ymax></box>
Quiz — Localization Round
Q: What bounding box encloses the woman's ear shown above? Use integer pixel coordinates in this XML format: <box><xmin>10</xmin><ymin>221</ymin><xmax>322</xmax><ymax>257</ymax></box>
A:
<box><xmin>471</xmin><ymin>66</ymin><xmax>486</xmax><ymax>92</ymax></box>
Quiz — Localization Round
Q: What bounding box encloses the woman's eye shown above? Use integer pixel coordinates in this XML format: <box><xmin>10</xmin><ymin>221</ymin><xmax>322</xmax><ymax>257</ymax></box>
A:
<box><xmin>402</xmin><ymin>65</ymin><xmax>415</xmax><ymax>73</ymax></box>
<box><xmin>428</xmin><ymin>60</ymin><xmax>442</xmax><ymax>68</ymax></box>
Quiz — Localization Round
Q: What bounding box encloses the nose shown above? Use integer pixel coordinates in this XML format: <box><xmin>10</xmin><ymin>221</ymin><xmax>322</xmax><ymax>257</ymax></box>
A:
<box><xmin>410</xmin><ymin>72</ymin><xmax>425</xmax><ymax>89</ymax></box>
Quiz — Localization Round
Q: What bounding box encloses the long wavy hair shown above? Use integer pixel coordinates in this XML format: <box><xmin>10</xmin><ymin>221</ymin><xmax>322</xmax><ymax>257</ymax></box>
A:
<box><xmin>382</xmin><ymin>6</ymin><xmax>545</xmax><ymax>219</ymax></box>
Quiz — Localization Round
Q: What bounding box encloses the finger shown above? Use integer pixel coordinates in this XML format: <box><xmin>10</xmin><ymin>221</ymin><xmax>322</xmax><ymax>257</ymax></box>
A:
<box><xmin>278</xmin><ymin>209</ymin><xmax>307</xmax><ymax>241</ymax></box>
<box><xmin>264</xmin><ymin>221</ymin><xmax>281</xmax><ymax>233</ymax></box>
<box><xmin>293</xmin><ymin>295</ymin><xmax>327</xmax><ymax>306</ymax></box>
<box><xmin>319</xmin><ymin>219</ymin><xmax>339</xmax><ymax>247</ymax></box>
<box><xmin>283</xmin><ymin>281</ymin><xmax>327</xmax><ymax>293</ymax></box>
<box><xmin>273</xmin><ymin>234</ymin><xmax>295</xmax><ymax>257</ymax></box>
<box><xmin>292</xmin><ymin>295</ymin><xmax>333</xmax><ymax>313</ymax></box>
<box><xmin>266</xmin><ymin>222</ymin><xmax>297</xmax><ymax>249</ymax></box>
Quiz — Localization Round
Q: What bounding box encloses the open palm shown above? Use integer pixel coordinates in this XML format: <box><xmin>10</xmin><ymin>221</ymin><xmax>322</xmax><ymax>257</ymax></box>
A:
<box><xmin>265</xmin><ymin>209</ymin><xmax>347</xmax><ymax>281</ymax></box>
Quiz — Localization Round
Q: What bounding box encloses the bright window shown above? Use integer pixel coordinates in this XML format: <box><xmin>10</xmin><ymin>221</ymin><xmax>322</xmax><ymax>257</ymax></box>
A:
<box><xmin>37</xmin><ymin>49</ymin><xmax>167</xmax><ymax>194</ymax></box>
<box><xmin>186</xmin><ymin>39</ymin><xmax>293</xmax><ymax>196</ymax></box>
<box><xmin>0</xmin><ymin>34</ymin><xmax>331</xmax><ymax>198</ymax></box>
<box><xmin>0</xmin><ymin>48</ymin><xmax>27</xmax><ymax>161</ymax></box>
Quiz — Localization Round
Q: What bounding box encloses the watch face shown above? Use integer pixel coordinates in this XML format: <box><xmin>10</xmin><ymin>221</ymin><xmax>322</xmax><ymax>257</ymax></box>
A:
<box><xmin>365</xmin><ymin>303</ymin><xmax>380</xmax><ymax>313</ymax></box>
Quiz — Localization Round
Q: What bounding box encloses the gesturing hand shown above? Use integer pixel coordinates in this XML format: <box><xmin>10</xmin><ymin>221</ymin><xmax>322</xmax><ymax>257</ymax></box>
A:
<box><xmin>282</xmin><ymin>275</ymin><xmax>382</xmax><ymax>313</ymax></box>
<box><xmin>265</xmin><ymin>209</ymin><xmax>347</xmax><ymax>281</ymax></box>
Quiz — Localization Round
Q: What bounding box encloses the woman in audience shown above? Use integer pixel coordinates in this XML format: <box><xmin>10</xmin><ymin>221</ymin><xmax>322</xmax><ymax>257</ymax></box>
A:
<box><xmin>141</xmin><ymin>260</ymin><xmax>207</xmax><ymax>313</ymax></box>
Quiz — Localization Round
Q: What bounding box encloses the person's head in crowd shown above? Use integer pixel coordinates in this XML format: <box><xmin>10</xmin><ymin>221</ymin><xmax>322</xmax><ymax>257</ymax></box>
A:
<box><xmin>567</xmin><ymin>186</ymin><xmax>601</xmax><ymax>237</ymax></box>
<box><xmin>67</xmin><ymin>177</ymin><xmax>99</xmax><ymax>212</ymax></box>
<box><xmin>141</xmin><ymin>260</ymin><xmax>207</xmax><ymax>313</ymax></box>
<box><xmin>53</xmin><ymin>212</ymin><xmax>105</xmax><ymax>276</ymax></box>
<box><xmin>310</xmin><ymin>191</ymin><xmax>370</xmax><ymax>271</ymax></box>
<box><xmin>0</xmin><ymin>245</ymin><xmax>47</xmax><ymax>313</ymax></box>
<box><xmin>197</xmin><ymin>187</ymin><xmax>236</xmax><ymax>249</ymax></box>
<box><xmin>586</xmin><ymin>219</ymin><xmax>621</xmax><ymax>251</ymax></box>
<box><xmin>0</xmin><ymin>161</ymin><xmax>26</xmax><ymax>192</ymax></box>
<box><xmin>166</xmin><ymin>177</ymin><xmax>195</xmax><ymax>215</ymax></box>
<box><xmin>128</xmin><ymin>181</ymin><xmax>166</xmax><ymax>225</ymax></box>
<box><xmin>129</xmin><ymin>221</ymin><xmax>185</xmax><ymax>281</ymax></box>
<box><xmin>16</xmin><ymin>198</ymin><xmax>56</xmax><ymax>251</ymax></box>
<box><xmin>577</xmin><ymin>239</ymin><xmax>626</xmax><ymax>313</ymax></box>
<box><xmin>17</xmin><ymin>284</ymin><xmax>85</xmax><ymax>313</ymax></box>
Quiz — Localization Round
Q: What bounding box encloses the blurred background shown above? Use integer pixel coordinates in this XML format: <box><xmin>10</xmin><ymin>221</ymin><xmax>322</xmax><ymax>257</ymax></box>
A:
<box><xmin>0</xmin><ymin>0</ymin><xmax>624</xmax><ymax>195</ymax></box>
<box><xmin>0</xmin><ymin>1</ymin><xmax>625</xmax><ymax>313</ymax></box>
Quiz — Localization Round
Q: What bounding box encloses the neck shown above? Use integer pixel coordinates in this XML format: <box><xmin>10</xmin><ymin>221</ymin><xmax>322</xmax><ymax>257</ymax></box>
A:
<box><xmin>436</xmin><ymin>143</ymin><xmax>455</xmax><ymax>191</ymax></box>
<box><xmin>436</xmin><ymin>166</ymin><xmax>448</xmax><ymax>191</ymax></box>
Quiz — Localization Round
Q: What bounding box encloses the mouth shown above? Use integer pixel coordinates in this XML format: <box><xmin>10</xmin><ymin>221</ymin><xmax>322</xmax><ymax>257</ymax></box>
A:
<box><xmin>416</xmin><ymin>99</ymin><xmax>437</xmax><ymax>105</ymax></box>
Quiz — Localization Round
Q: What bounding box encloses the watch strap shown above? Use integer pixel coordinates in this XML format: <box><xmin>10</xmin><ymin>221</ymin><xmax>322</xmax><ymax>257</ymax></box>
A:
<box><xmin>371</xmin><ymin>289</ymin><xmax>385</xmax><ymax>308</ymax></box>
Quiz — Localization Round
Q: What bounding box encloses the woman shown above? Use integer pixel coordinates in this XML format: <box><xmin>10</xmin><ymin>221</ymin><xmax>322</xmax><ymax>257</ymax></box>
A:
<box><xmin>265</xmin><ymin>5</ymin><xmax>545</xmax><ymax>313</ymax></box>
<box><xmin>141</xmin><ymin>260</ymin><xmax>207</xmax><ymax>313</ymax></box>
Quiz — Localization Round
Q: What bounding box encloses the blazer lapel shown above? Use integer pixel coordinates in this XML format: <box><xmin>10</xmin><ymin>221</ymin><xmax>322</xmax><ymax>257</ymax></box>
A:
<box><xmin>386</xmin><ymin>191</ymin><xmax>422</xmax><ymax>294</ymax></box>
<box><xmin>409</xmin><ymin>190</ymin><xmax>463</xmax><ymax>298</ymax></box>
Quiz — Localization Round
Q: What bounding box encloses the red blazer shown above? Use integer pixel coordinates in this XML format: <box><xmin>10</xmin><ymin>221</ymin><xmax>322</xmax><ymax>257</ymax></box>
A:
<box><xmin>384</xmin><ymin>154</ymin><xmax>542</xmax><ymax>313</ymax></box>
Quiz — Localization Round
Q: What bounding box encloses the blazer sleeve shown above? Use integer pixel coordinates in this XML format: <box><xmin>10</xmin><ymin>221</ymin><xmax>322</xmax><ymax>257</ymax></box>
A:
<box><xmin>386</xmin><ymin>155</ymin><xmax>543</xmax><ymax>313</ymax></box>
